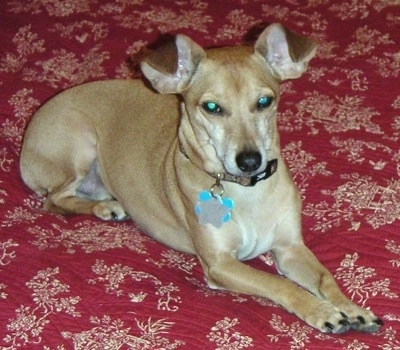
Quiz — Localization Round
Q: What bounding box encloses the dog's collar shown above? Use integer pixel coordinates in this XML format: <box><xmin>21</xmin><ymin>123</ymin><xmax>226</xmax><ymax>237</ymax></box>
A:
<box><xmin>214</xmin><ymin>159</ymin><xmax>278</xmax><ymax>186</ymax></box>
<box><xmin>179</xmin><ymin>142</ymin><xmax>278</xmax><ymax>186</ymax></box>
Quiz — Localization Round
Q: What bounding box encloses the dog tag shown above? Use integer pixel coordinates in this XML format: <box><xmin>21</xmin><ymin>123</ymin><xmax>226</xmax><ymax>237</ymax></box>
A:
<box><xmin>195</xmin><ymin>191</ymin><xmax>234</xmax><ymax>228</ymax></box>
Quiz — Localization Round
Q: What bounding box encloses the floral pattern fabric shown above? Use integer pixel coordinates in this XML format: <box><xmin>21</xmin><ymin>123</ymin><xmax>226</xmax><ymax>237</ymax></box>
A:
<box><xmin>1</xmin><ymin>0</ymin><xmax>399</xmax><ymax>349</ymax></box>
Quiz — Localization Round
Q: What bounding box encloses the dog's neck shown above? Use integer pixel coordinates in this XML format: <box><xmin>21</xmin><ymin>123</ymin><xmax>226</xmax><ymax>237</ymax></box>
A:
<box><xmin>179</xmin><ymin>142</ymin><xmax>278</xmax><ymax>187</ymax></box>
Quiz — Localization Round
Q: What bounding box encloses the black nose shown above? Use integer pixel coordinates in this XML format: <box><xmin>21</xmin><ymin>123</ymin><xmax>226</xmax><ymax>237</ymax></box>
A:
<box><xmin>236</xmin><ymin>151</ymin><xmax>262</xmax><ymax>172</ymax></box>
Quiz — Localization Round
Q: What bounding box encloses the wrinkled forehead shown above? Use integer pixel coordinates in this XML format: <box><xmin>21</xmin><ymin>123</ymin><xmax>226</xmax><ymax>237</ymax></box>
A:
<box><xmin>187</xmin><ymin>47</ymin><xmax>279</xmax><ymax>100</ymax></box>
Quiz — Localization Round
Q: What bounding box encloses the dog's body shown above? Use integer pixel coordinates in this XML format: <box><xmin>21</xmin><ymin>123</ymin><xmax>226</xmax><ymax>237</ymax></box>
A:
<box><xmin>20</xmin><ymin>24</ymin><xmax>382</xmax><ymax>334</ymax></box>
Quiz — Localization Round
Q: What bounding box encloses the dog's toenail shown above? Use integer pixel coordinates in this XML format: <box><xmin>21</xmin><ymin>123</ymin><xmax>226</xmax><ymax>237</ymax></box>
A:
<box><xmin>339</xmin><ymin>319</ymin><xmax>350</xmax><ymax>327</ymax></box>
<box><xmin>374</xmin><ymin>318</ymin><xmax>384</xmax><ymax>326</ymax></box>
<box><xmin>324</xmin><ymin>322</ymin><xmax>334</xmax><ymax>331</ymax></box>
<box><xmin>340</xmin><ymin>312</ymin><xmax>349</xmax><ymax>320</ymax></box>
<box><xmin>357</xmin><ymin>316</ymin><xmax>366</xmax><ymax>324</ymax></box>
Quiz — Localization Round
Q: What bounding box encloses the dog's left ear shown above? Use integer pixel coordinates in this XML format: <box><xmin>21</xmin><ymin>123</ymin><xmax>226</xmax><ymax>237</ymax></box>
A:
<box><xmin>141</xmin><ymin>35</ymin><xmax>205</xmax><ymax>94</ymax></box>
<box><xmin>255</xmin><ymin>23</ymin><xmax>317</xmax><ymax>80</ymax></box>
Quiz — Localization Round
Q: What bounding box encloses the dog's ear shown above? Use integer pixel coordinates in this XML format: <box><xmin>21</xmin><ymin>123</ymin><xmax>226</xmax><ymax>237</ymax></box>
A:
<box><xmin>141</xmin><ymin>35</ymin><xmax>205</xmax><ymax>94</ymax></box>
<box><xmin>255</xmin><ymin>23</ymin><xmax>317</xmax><ymax>80</ymax></box>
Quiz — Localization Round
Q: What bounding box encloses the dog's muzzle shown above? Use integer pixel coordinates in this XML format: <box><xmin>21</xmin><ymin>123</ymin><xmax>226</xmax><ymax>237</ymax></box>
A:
<box><xmin>218</xmin><ymin>158</ymin><xmax>278</xmax><ymax>186</ymax></box>
<box><xmin>179</xmin><ymin>142</ymin><xmax>278</xmax><ymax>186</ymax></box>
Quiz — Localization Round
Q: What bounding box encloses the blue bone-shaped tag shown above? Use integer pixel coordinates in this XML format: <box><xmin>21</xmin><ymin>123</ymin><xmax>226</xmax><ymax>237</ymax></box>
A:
<box><xmin>195</xmin><ymin>191</ymin><xmax>234</xmax><ymax>228</ymax></box>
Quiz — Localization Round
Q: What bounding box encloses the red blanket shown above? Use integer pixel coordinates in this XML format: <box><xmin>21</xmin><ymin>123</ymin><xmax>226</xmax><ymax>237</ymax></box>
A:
<box><xmin>1</xmin><ymin>1</ymin><xmax>399</xmax><ymax>348</ymax></box>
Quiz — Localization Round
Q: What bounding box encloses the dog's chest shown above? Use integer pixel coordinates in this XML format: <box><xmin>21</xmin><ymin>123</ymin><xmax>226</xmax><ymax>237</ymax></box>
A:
<box><xmin>232</xmin><ymin>200</ymin><xmax>277</xmax><ymax>261</ymax></box>
<box><xmin>220</xmin><ymin>168</ymin><xmax>293</xmax><ymax>260</ymax></box>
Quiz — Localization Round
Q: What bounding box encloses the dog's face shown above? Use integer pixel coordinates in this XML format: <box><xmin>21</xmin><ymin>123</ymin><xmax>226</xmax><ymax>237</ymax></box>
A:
<box><xmin>141</xmin><ymin>24</ymin><xmax>317</xmax><ymax>178</ymax></box>
<box><xmin>180</xmin><ymin>47</ymin><xmax>281</xmax><ymax>177</ymax></box>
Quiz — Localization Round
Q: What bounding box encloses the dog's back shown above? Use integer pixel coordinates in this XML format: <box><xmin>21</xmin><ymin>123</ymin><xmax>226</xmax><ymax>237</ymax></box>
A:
<box><xmin>21</xmin><ymin>80</ymin><xmax>175</xmax><ymax>188</ymax></box>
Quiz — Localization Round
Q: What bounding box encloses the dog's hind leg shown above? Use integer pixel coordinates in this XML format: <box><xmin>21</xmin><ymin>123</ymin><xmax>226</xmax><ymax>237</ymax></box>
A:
<box><xmin>44</xmin><ymin>159</ymin><xmax>128</xmax><ymax>221</ymax></box>
<box><xmin>20</xmin><ymin>111</ymin><xmax>128</xmax><ymax>221</ymax></box>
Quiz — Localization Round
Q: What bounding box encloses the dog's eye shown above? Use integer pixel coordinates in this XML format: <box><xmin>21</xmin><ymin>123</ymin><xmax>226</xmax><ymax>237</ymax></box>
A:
<box><xmin>203</xmin><ymin>101</ymin><xmax>222</xmax><ymax>115</ymax></box>
<box><xmin>257</xmin><ymin>96</ymin><xmax>273</xmax><ymax>110</ymax></box>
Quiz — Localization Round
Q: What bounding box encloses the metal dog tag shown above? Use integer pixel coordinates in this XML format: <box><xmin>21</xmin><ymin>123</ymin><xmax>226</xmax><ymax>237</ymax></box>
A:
<box><xmin>195</xmin><ymin>191</ymin><xmax>234</xmax><ymax>228</ymax></box>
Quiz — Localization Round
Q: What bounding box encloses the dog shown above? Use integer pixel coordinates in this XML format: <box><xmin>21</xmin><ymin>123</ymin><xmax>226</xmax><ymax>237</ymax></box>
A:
<box><xmin>20</xmin><ymin>23</ymin><xmax>382</xmax><ymax>333</ymax></box>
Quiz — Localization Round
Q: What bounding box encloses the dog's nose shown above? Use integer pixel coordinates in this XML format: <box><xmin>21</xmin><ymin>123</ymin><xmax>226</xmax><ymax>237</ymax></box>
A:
<box><xmin>236</xmin><ymin>151</ymin><xmax>262</xmax><ymax>172</ymax></box>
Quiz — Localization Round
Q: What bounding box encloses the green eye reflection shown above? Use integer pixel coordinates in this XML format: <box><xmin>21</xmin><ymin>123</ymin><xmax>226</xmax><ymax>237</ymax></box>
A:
<box><xmin>257</xmin><ymin>96</ymin><xmax>273</xmax><ymax>110</ymax></box>
<box><xmin>203</xmin><ymin>101</ymin><xmax>222</xmax><ymax>115</ymax></box>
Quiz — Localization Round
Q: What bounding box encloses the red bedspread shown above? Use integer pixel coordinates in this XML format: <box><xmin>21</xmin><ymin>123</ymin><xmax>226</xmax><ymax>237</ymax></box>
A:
<box><xmin>1</xmin><ymin>1</ymin><xmax>399</xmax><ymax>349</ymax></box>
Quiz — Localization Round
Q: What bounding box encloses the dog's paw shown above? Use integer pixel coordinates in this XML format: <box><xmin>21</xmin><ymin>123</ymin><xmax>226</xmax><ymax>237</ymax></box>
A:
<box><xmin>93</xmin><ymin>200</ymin><xmax>129</xmax><ymax>221</ymax></box>
<box><xmin>304</xmin><ymin>301</ymin><xmax>351</xmax><ymax>334</ymax></box>
<box><xmin>337</xmin><ymin>303</ymin><xmax>383</xmax><ymax>333</ymax></box>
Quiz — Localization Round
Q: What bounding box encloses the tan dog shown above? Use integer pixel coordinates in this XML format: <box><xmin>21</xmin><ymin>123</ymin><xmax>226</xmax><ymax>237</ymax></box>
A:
<box><xmin>20</xmin><ymin>23</ymin><xmax>382</xmax><ymax>333</ymax></box>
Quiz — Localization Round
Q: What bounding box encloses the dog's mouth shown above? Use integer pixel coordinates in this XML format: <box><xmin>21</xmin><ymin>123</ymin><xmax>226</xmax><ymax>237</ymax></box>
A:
<box><xmin>220</xmin><ymin>158</ymin><xmax>278</xmax><ymax>186</ymax></box>
<box><xmin>213</xmin><ymin>147</ymin><xmax>279</xmax><ymax>186</ymax></box>
<box><xmin>223</xmin><ymin>149</ymin><xmax>268</xmax><ymax>177</ymax></box>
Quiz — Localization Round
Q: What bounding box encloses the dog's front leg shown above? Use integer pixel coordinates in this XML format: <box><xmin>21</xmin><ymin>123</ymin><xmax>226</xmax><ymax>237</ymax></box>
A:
<box><xmin>196</xmin><ymin>244</ymin><xmax>350</xmax><ymax>334</ymax></box>
<box><xmin>272</xmin><ymin>243</ymin><xmax>383</xmax><ymax>332</ymax></box>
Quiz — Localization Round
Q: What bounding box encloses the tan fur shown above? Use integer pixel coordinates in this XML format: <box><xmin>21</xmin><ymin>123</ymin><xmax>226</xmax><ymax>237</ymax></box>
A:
<box><xmin>20</xmin><ymin>23</ymin><xmax>381</xmax><ymax>333</ymax></box>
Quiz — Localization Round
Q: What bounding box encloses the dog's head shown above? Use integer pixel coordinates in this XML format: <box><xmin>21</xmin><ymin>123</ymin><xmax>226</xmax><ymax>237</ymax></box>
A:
<box><xmin>141</xmin><ymin>23</ymin><xmax>317</xmax><ymax>181</ymax></box>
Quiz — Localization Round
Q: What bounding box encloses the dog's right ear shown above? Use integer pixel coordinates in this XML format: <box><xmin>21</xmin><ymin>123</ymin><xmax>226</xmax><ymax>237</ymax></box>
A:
<box><xmin>141</xmin><ymin>35</ymin><xmax>205</xmax><ymax>94</ymax></box>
